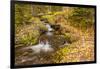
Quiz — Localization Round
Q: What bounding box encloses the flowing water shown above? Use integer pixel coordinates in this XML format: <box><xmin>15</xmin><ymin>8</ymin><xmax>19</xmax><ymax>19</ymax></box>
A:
<box><xmin>15</xmin><ymin>21</ymin><xmax>69</xmax><ymax>65</ymax></box>
<box><xmin>27</xmin><ymin>22</ymin><xmax>54</xmax><ymax>53</ymax></box>
<box><xmin>28</xmin><ymin>41</ymin><xmax>54</xmax><ymax>54</ymax></box>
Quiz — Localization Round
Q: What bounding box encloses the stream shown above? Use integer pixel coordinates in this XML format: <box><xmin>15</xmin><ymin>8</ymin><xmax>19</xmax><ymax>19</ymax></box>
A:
<box><xmin>15</xmin><ymin>21</ymin><xmax>69</xmax><ymax>66</ymax></box>
<box><xmin>24</xmin><ymin>22</ymin><xmax>54</xmax><ymax>54</ymax></box>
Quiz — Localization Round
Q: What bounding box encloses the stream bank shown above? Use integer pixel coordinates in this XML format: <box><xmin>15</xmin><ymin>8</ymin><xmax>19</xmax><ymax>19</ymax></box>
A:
<box><xmin>15</xmin><ymin>19</ymin><xmax>72</xmax><ymax>66</ymax></box>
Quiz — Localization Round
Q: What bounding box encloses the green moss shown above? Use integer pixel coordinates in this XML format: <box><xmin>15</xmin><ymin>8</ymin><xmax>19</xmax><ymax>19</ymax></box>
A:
<box><xmin>64</xmin><ymin>33</ymin><xmax>78</xmax><ymax>43</ymax></box>
<box><xmin>18</xmin><ymin>30</ymin><xmax>40</xmax><ymax>46</ymax></box>
<box><xmin>41</xmin><ymin>15</ymin><xmax>55</xmax><ymax>24</ymax></box>
<box><xmin>46</xmin><ymin>11</ymin><xmax>53</xmax><ymax>15</ymax></box>
<box><xmin>53</xmin><ymin>11</ymin><xmax>64</xmax><ymax>16</ymax></box>
<box><xmin>52</xmin><ymin>47</ymin><xmax>70</xmax><ymax>63</ymax></box>
<box><xmin>30</xmin><ymin>17</ymin><xmax>48</xmax><ymax>31</ymax></box>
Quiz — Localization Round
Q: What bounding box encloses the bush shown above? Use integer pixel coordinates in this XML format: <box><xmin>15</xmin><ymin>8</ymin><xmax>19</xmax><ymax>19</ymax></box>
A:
<box><xmin>68</xmin><ymin>8</ymin><xmax>95</xmax><ymax>31</ymax></box>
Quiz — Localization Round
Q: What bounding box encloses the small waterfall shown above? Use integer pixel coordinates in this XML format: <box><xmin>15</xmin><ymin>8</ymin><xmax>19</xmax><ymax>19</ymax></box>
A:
<box><xmin>30</xmin><ymin>40</ymin><xmax>53</xmax><ymax>54</ymax></box>
<box><xmin>29</xmin><ymin>23</ymin><xmax>54</xmax><ymax>53</ymax></box>
<box><xmin>45</xmin><ymin>24</ymin><xmax>53</xmax><ymax>31</ymax></box>
<box><xmin>45</xmin><ymin>24</ymin><xmax>53</xmax><ymax>36</ymax></box>
<box><xmin>22</xmin><ymin>22</ymin><xmax>54</xmax><ymax>54</ymax></box>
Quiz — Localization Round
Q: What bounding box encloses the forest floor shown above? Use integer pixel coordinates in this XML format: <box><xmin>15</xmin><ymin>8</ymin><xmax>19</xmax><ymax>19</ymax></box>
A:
<box><xmin>15</xmin><ymin>16</ymin><xmax>95</xmax><ymax>65</ymax></box>
<box><xmin>52</xmin><ymin>23</ymin><xmax>94</xmax><ymax>63</ymax></box>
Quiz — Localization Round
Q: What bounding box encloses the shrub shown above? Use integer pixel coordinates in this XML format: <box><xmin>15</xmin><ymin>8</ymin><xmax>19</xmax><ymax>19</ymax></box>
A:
<box><xmin>68</xmin><ymin>8</ymin><xmax>95</xmax><ymax>31</ymax></box>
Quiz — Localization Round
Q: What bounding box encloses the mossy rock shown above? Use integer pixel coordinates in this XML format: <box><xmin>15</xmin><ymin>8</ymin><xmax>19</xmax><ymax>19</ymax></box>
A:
<box><xmin>48</xmin><ymin>35</ymin><xmax>67</xmax><ymax>49</ymax></box>
<box><xmin>41</xmin><ymin>15</ymin><xmax>56</xmax><ymax>24</ymax></box>
<box><xmin>38</xmin><ymin>34</ymin><xmax>67</xmax><ymax>50</ymax></box>
<box><xmin>64</xmin><ymin>33</ymin><xmax>79</xmax><ymax>43</ymax></box>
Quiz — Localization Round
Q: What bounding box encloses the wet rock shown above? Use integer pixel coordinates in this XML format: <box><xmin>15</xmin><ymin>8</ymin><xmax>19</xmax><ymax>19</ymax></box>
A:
<box><xmin>48</xmin><ymin>35</ymin><xmax>67</xmax><ymax>49</ymax></box>
<box><xmin>51</xmin><ymin>25</ymin><xmax>61</xmax><ymax>31</ymax></box>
